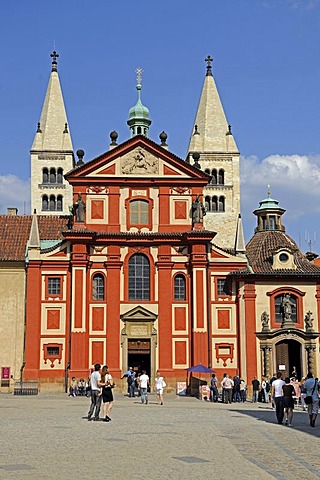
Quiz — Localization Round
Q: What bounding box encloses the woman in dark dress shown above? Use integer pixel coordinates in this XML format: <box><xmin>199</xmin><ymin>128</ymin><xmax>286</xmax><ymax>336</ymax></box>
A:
<box><xmin>282</xmin><ymin>377</ymin><xmax>295</xmax><ymax>426</ymax></box>
<box><xmin>101</xmin><ymin>365</ymin><xmax>114</xmax><ymax>422</ymax></box>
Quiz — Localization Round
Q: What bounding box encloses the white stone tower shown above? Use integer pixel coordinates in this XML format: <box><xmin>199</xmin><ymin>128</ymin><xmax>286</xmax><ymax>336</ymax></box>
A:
<box><xmin>30</xmin><ymin>51</ymin><xmax>74</xmax><ymax>215</ymax></box>
<box><xmin>187</xmin><ymin>56</ymin><xmax>241</xmax><ymax>250</ymax></box>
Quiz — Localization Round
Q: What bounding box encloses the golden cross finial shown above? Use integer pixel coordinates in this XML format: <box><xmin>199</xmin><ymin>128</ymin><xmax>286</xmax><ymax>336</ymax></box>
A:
<box><xmin>267</xmin><ymin>184</ymin><xmax>271</xmax><ymax>197</ymax></box>
<box><xmin>136</xmin><ymin>67</ymin><xmax>143</xmax><ymax>84</ymax></box>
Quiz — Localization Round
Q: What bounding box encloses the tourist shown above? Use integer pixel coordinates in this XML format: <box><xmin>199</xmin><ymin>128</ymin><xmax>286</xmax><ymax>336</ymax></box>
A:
<box><xmin>304</xmin><ymin>372</ymin><xmax>319</xmax><ymax>427</ymax></box>
<box><xmin>127</xmin><ymin>367</ymin><xmax>136</xmax><ymax>398</ymax></box>
<box><xmin>155</xmin><ymin>371</ymin><xmax>166</xmax><ymax>405</ymax></box>
<box><xmin>221</xmin><ymin>373</ymin><xmax>227</xmax><ymax>403</ymax></box>
<box><xmin>261</xmin><ymin>377</ymin><xmax>269</xmax><ymax>403</ymax></box>
<box><xmin>69</xmin><ymin>376</ymin><xmax>78</xmax><ymax>397</ymax></box>
<box><xmin>101</xmin><ymin>365</ymin><xmax>114</xmax><ymax>422</ymax></box>
<box><xmin>271</xmin><ymin>372</ymin><xmax>285</xmax><ymax>424</ymax></box>
<box><xmin>221</xmin><ymin>374</ymin><xmax>233</xmax><ymax>404</ymax></box>
<box><xmin>210</xmin><ymin>373</ymin><xmax>219</xmax><ymax>402</ymax></box>
<box><xmin>251</xmin><ymin>376</ymin><xmax>260</xmax><ymax>403</ymax></box>
<box><xmin>77</xmin><ymin>378</ymin><xmax>86</xmax><ymax>396</ymax></box>
<box><xmin>233</xmin><ymin>375</ymin><xmax>241</xmax><ymax>402</ymax></box>
<box><xmin>240</xmin><ymin>379</ymin><xmax>247</xmax><ymax>402</ymax></box>
<box><xmin>291</xmin><ymin>366</ymin><xmax>298</xmax><ymax>380</ymax></box>
<box><xmin>87</xmin><ymin>363</ymin><xmax>103</xmax><ymax>421</ymax></box>
<box><xmin>282</xmin><ymin>377</ymin><xmax>295</xmax><ymax>426</ymax></box>
<box><xmin>269</xmin><ymin>373</ymin><xmax>277</xmax><ymax>409</ymax></box>
<box><xmin>300</xmin><ymin>376</ymin><xmax>307</xmax><ymax>411</ymax></box>
<box><xmin>139</xmin><ymin>370</ymin><xmax>149</xmax><ymax>404</ymax></box>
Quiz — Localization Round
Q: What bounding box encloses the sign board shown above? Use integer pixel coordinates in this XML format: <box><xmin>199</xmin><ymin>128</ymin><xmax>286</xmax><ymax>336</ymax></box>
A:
<box><xmin>1</xmin><ymin>367</ymin><xmax>10</xmax><ymax>380</ymax></box>
<box><xmin>176</xmin><ymin>381</ymin><xmax>187</xmax><ymax>396</ymax></box>
<box><xmin>278</xmin><ymin>365</ymin><xmax>286</xmax><ymax>371</ymax></box>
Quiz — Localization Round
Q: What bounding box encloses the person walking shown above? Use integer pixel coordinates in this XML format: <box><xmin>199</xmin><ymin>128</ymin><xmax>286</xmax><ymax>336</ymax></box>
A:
<box><xmin>282</xmin><ymin>377</ymin><xmax>295</xmax><ymax>426</ymax></box>
<box><xmin>251</xmin><ymin>377</ymin><xmax>260</xmax><ymax>403</ymax></box>
<box><xmin>240</xmin><ymin>379</ymin><xmax>247</xmax><ymax>402</ymax></box>
<box><xmin>271</xmin><ymin>372</ymin><xmax>285</xmax><ymax>425</ymax></box>
<box><xmin>154</xmin><ymin>372</ymin><xmax>166</xmax><ymax>405</ymax></box>
<box><xmin>139</xmin><ymin>370</ymin><xmax>149</xmax><ymax>404</ymax></box>
<box><xmin>304</xmin><ymin>372</ymin><xmax>319</xmax><ymax>427</ymax></box>
<box><xmin>87</xmin><ymin>363</ymin><xmax>103</xmax><ymax>421</ymax></box>
<box><xmin>101</xmin><ymin>365</ymin><xmax>114</xmax><ymax>422</ymax></box>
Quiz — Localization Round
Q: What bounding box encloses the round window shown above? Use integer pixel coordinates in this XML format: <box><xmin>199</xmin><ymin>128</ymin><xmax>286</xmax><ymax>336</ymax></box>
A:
<box><xmin>279</xmin><ymin>252</ymin><xmax>289</xmax><ymax>262</ymax></box>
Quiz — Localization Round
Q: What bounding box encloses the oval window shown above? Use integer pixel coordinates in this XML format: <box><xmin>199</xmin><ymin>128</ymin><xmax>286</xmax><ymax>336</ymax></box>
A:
<box><xmin>279</xmin><ymin>253</ymin><xmax>289</xmax><ymax>262</ymax></box>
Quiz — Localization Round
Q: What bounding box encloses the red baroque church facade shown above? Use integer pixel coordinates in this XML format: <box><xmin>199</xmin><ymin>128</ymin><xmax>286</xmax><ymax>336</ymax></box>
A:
<box><xmin>24</xmin><ymin>135</ymin><xmax>247</xmax><ymax>389</ymax></box>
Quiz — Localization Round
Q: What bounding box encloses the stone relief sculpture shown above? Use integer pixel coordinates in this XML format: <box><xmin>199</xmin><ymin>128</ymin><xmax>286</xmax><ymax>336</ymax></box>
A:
<box><xmin>281</xmin><ymin>293</ymin><xmax>295</xmax><ymax>321</ymax></box>
<box><xmin>121</xmin><ymin>148</ymin><xmax>159</xmax><ymax>175</ymax></box>
<box><xmin>261</xmin><ymin>311</ymin><xmax>270</xmax><ymax>331</ymax></box>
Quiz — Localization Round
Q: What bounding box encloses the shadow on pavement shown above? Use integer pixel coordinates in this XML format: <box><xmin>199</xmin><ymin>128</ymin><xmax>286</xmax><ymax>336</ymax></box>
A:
<box><xmin>232</xmin><ymin>406</ymin><xmax>319</xmax><ymax>437</ymax></box>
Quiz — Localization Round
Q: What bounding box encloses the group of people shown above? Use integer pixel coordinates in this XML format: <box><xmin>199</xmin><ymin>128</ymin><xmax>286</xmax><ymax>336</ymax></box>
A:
<box><xmin>124</xmin><ymin>367</ymin><xmax>166</xmax><ymax>405</ymax></box>
<box><xmin>69</xmin><ymin>377</ymin><xmax>90</xmax><ymax>397</ymax></box>
<box><xmin>271</xmin><ymin>371</ymin><xmax>319</xmax><ymax>427</ymax></box>
<box><xmin>210</xmin><ymin>374</ymin><xmax>248</xmax><ymax>403</ymax></box>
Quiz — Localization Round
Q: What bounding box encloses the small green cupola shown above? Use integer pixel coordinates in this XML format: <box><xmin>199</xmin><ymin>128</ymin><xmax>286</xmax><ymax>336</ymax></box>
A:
<box><xmin>253</xmin><ymin>186</ymin><xmax>286</xmax><ymax>233</ymax></box>
<box><xmin>127</xmin><ymin>68</ymin><xmax>151</xmax><ymax>137</ymax></box>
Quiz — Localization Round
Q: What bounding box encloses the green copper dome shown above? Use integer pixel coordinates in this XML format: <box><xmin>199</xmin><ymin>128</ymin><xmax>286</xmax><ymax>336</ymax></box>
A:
<box><xmin>127</xmin><ymin>68</ymin><xmax>151</xmax><ymax>137</ymax></box>
<box><xmin>256</xmin><ymin>196</ymin><xmax>281</xmax><ymax>211</ymax></box>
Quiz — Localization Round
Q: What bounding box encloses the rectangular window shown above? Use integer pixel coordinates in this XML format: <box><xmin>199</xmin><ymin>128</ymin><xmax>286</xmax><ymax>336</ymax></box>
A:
<box><xmin>217</xmin><ymin>278</ymin><xmax>229</xmax><ymax>296</ymax></box>
<box><xmin>46</xmin><ymin>346</ymin><xmax>60</xmax><ymax>356</ymax></box>
<box><xmin>48</xmin><ymin>278</ymin><xmax>61</xmax><ymax>295</ymax></box>
<box><xmin>130</xmin><ymin>200</ymin><xmax>149</xmax><ymax>225</ymax></box>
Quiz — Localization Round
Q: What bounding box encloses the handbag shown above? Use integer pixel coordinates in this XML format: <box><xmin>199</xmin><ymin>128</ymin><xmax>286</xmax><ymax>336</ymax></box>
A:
<box><xmin>162</xmin><ymin>380</ymin><xmax>167</xmax><ymax>388</ymax></box>
<box><xmin>304</xmin><ymin>379</ymin><xmax>317</xmax><ymax>405</ymax></box>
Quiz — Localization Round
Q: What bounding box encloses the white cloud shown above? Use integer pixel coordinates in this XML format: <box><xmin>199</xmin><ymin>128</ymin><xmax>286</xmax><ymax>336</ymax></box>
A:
<box><xmin>0</xmin><ymin>175</ymin><xmax>30</xmax><ymax>215</ymax></box>
<box><xmin>240</xmin><ymin>154</ymin><xmax>320</xmax><ymax>249</ymax></box>
<box><xmin>287</xmin><ymin>0</ymin><xmax>319</xmax><ymax>10</ymax></box>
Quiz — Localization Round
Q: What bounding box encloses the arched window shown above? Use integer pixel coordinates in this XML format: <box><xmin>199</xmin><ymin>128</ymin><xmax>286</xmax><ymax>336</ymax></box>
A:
<box><xmin>275</xmin><ymin>294</ymin><xmax>297</xmax><ymax>323</ymax></box>
<box><xmin>50</xmin><ymin>168</ymin><xmax>56</xmax><ymax>184</ymax></box>
<box><xmin>137</xmin><ymin>126</ymin><xmax>142</xmax><ymax>134</ymax></box>
<box><xmin>57</xmin><ymin>168</ymin><xmax>63</xmax><ymax>184</ymax></box>
<box><xmin>49</xmin><ymin>195</ymin><xmax>56</xmax><ymax>211</ymax></box>
<box><xmin>130</xmin><ymin>200</ymin><xmax>149</xmax><ymax>225</ymax></box>
<box><xmin>92</xmin><ymin>274</ymin><xmax>105</xmax><ymax>301</ymax></box>
<box><xmin>205</xmin><ymin>196</ymin><xmax>211</xmax><ymax>212</ymax></box>
<box><xmin>174</xmin><ymin>274</ymin><xmax>186</xmax><ymax>301</ymax></box>
<box><xmin>128</xmin><ymin>254</ymin><xmax>150</xmax><ymax>300</ymax></box>
<box><xmin>211</xmin><ymin>169</ymin><xmax>217</xmax><ymax>185</ymax></box>
<box><xmin>57</xmin><ymin>195</ymin><xmax>63</xmax><ymax>211</ymax></box>
<box><xmin>212</xmin><ymin>196</ymin><xmax>218</xmax><ymax>212</ymax></box>
<box><xmin>43</xmin><ymin>168</ymin><xmax>49</xmax><ymax>184</ymax></box>
<box><xmin>218</xmin><ymin>169</ymin><xmax>224</xmax><ymax>185</ymax></box>
<box><xmin>219</xmin><ymin>196</ymin><xmax>225</xmax><ymax>212</ymax></box>
<box><xmin>42</xmin><ymin>195</ymin><xmax>49</xmax><ymax>211</ymax></box>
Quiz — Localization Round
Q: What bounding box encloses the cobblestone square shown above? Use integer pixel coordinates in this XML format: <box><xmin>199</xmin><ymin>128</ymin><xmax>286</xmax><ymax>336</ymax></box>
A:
<box><xmin>0</xmin><ymin>393</ymin><xmax>319</xmax><ymax>479</ymax></box>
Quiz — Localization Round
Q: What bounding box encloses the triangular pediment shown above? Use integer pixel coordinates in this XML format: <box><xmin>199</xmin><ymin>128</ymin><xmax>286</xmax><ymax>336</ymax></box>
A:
<box><xmin>120</xmin><ymin>305</ymin><xmax>158</xmax><ymax>322</ymax></box>
<box><xmin>65</xmin><ymin>136</ymin><xmax>210</xmax><ymax>184</ymax></box>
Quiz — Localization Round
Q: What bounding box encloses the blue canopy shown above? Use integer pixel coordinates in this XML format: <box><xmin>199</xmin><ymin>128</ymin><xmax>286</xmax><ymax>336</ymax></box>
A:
<box><xmin>185</xmin><ymin>363</ymin><xmax>215</xmax><ymax>373</ymax></box>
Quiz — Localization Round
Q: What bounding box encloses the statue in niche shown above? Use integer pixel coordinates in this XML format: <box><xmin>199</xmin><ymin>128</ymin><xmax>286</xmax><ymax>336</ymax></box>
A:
<box><xmin>191</xmin><ymin>195</ymin><xmax>206</xmax><ymax>224</ymax></box>
<box><xmin>281</xmin><ymin>293</ymin><xmax>295</xmax><ymax>321</ymax></box>
<box><xmin>73</xmin><ymin>193</ymin><xmax>86</xmax><ymax>222</ymax></box>
<box><xmin>261</xmin><ymin>311</ymin><xmax>270</xmax><ymax>331</ymax></box>
<box><xmin>304</xmin><ymin>311</ymin><xmax>314</xmax><ymax>331</ymax></box>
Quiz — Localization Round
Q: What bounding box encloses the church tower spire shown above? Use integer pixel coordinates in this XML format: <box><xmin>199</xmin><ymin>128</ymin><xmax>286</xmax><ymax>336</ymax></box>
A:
<box><xmin>30</xmin><ymin>51</ymin><xmax>74</xmax><ymax>215</ymax></box>
<box><xmin>127</xmin><ymin>68</ymin><xmax>151</xmax><ymax>137</ymax></box>
<box><xmin>187</xmin><ymin>56</ymin><xmax>241</xmax><ymax>250</ymax></box>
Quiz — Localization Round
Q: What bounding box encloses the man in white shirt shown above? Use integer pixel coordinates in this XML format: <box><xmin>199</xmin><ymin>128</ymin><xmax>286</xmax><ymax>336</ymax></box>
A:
<box><xmin>221</xmin><ymin>374</ymin><xmax>234</xmax><ymax>404</ymax></box>
<box><xmin>139</xmin><ymin>370</ymin><xmax>149</xmax><ymax>404</ymax></box>
<box><xmin>87</xmin><ymin>363</ymin><xmax>103</xmax><ymax>421</ymax></box>
<box><xmin>271</xmin><ymin>372</ymin><xmax>285</xmax><ymax>424</ymax></box>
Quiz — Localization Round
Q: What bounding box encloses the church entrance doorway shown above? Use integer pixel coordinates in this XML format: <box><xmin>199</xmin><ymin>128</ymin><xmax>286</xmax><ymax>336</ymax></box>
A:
<box><xmin>275</xmin><ymin>339</ymin><xmax>302</xmax><ymax>380</ymax></box>
<box><xmin>127</xmin><ymin>339</ymin><xmax>151</xmax><ymax>378</ymax></box>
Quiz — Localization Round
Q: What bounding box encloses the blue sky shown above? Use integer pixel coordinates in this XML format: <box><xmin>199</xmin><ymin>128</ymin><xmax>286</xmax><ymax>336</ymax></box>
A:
<box><xmin>1</xmin><ymin>0</ymin><xmax>320</xmax><ymax>250</ymax></box>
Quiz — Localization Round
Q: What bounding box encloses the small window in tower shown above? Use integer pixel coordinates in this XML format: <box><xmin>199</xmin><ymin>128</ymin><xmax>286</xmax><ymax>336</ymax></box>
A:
<box><xmin>42</xmin><ymin>195</ymin><xmax>49</xmax><ymax>211</ymax></box>
<box><xmin>219</xmin><ymin>196</ymin><xmax>225</xmax><ymax>212</ymax></box>
<box><xmin>57</xmin><ymin>168</ymin><xmax>63</xmax><ymax>184</ymax></box>
<box><xmin>211</xmin><ymin>169</ymin><xmax>217</xmax><ymax>185</ymax></box>
<box><xmin>212</xmin><ymin>196</ymin><xmax>218</xmax><ymax>212</ymax></box>
<box><xmin>92</xmin><ymin>274</ymin><xmax>105</xmax><ymax>301</ymax></box>
<box><xmin>43</xmin><ymin>168</ymin><xmax>49</xmax><ymax>184</ymax></box>
<box><xmin>50</xmin><ymin>168</ymin><xmax>56</xmax><ymax>184</ymax></box>
<box><xmin>269</xmin><ymin>216</ymin><xmax>276</xmax><ymax>230</ymax></box>
<box><xmin>205</xmin><ymin>196</ymin><xmax>211</xmax><ymax>212</ymax></box>
<box><xmin>50</xmin><ymin>195</ymin><xmax>56</xmax><ymax>211</ymax></box>
<box><xmin>218</xmin><ymin>169</ymin><xmax>224</xmax><ymax>185</ymax></box>
<box><xmin>137</xmin><ymin>126</ymin><xmax>142</xmax><ymax>134</ymax></box>
<box><xmin>174</xmin><ymin>274</ymin><xmax>186</xmax><ymax>301</ymax></box>
<box><xmin>57</xmin><ymin>195</ymin><xmax>63</xmax><ymax>211</ymax></box>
